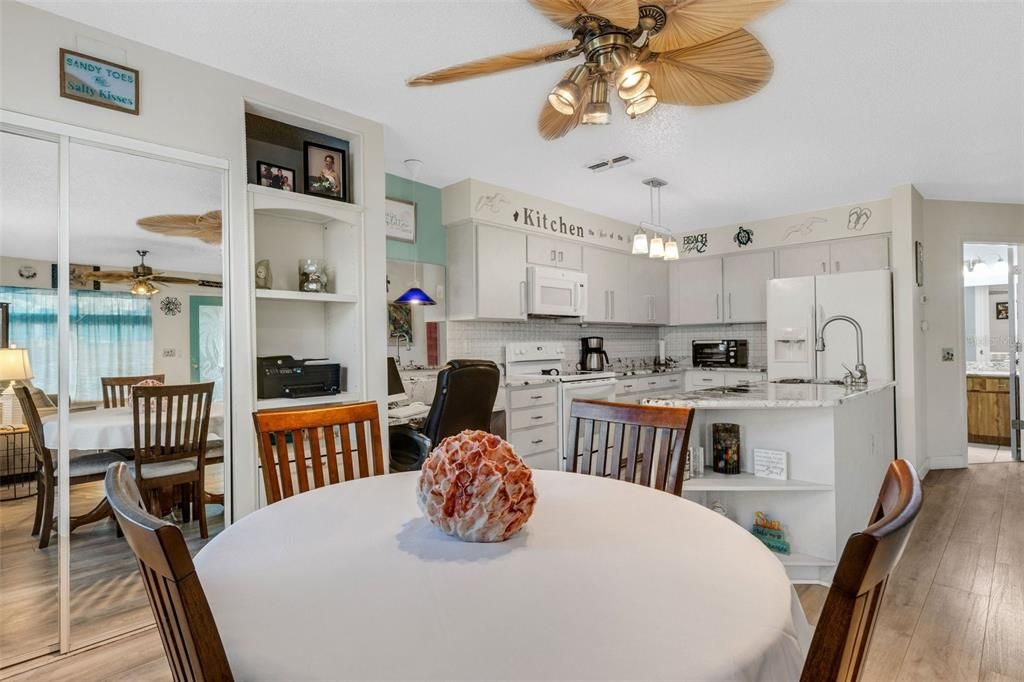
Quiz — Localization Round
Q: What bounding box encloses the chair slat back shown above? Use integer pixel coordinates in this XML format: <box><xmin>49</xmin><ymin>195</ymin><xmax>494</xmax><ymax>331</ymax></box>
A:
<box><xmin>566</xmin><ymin>399</ymin><xmax>695</xmax><ymax>496</ymax></box>
<box><xmin>14</xmin><ymin>385</ymin><xmax>54</xmax><ymax>477</ymax></box>
<box><xmin>105</xmin><ymin>462</ymin><xmax>233</xmax><ymax>682</ymax></box>
<box><xmin>801</xmin><ymin>459</ymin><xmax>922</xmax><ymax>682</ymax></box>
<box><xmin>101</xmin><ymin>374</ymin><xmax>166</xmax><ymax>408</ymax></box>
<box><xmin>252</xmin><ymin>401</ymin><xmax>385</xmax><ymax>505</ymax></box>
<box><xmin>132</xmin><ymin>383</ymin><xmax>214</xmax><ymax>475</ymax></box>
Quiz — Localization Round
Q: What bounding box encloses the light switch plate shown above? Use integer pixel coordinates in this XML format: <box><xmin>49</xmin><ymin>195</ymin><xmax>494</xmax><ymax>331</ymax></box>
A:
<box><xmin>162</xmin><ymin>348</ymin><xmax>176</xmax><ymax>358</ymax></box>
<box><xmin>941</xmin><ymin>348</ymin><xmax>954</xmax><ymax>362</ymax></box>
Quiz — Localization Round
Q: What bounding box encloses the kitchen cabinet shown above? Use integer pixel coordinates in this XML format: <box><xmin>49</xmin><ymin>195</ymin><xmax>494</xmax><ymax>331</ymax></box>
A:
<box><xmin>506</xmin><ymin>384</ymin><xmax>559</xmax><ymax>470</ymax></box>
<box><xmin>776</xmin><ymin>236</ymin><xmax>889</xmax><ymax>279</ymax></box>
<box><xmin>627</xmin><ymin>257</ymin><xmax>669</xmax><ymax>324</ymax></box>
<box><xmin>685</xmin><ymin>371</ymin><xmax>725</xmax><ymax>391</ymax></box>
<box><xmin>723</xmin><ymin>371</ymin><xmax>767</xmax><ymax>386</ymax></box>
<box><xmin>722</xmin><ymin>251</ymin><xmax>774</xmax><ymax>323</ymax></box>
<box><xmin>447</xmin><ymin>223</ymin><xmax>527</xmax><ymax>321</ymax></box>
<box><xmin>967</xmin><ymin>375</ymin><xmax>1012</xmax><ymax>446</ymax></box>
<box><xmin>527</xmin><ymin>235</ymin><xmax>582</xmax><ymax>270</ymax></box>
<box><xmin>582</xmin><ymin>246</ymin><xmax>630</xmax><ymax>323</ymax></box>
<box><xmin>829</xmin><ymin>235</ymin><xmax>890</xmax><ymax>273</ymax></box>
<box><xmin>670</xmin><ymin>257</ymin><xmax>723</xmax><ymax>325</ymax></box>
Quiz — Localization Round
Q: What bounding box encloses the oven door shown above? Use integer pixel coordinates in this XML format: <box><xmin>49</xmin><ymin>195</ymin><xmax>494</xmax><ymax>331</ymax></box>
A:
<box><xmin>558</xmin><ymin>377</ymin><xmax>617</xmax><ymax>470</ymax></box>
<box><xmin>527</xmin><ymin>265</ymin><xmax>587</xmax><ymax>317</ymax></box>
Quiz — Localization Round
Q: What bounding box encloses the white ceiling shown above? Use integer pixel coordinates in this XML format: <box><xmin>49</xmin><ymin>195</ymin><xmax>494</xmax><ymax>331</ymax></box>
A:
<box><xmin>1</xmin><ymin>132</ymin><xmax>223</xmax><ymax>274</ymax></box>
<box><xmin>27</xmin><ymin>0</ymin><xmax>1024</xmax><ymax>231</ymax></box>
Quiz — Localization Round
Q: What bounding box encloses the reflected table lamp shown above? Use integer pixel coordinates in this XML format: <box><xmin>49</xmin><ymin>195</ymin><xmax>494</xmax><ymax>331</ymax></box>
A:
<box><xmin>0</xmin><ymin>347</ymin><xmax>33</xmax><ymax>426</ymax></box>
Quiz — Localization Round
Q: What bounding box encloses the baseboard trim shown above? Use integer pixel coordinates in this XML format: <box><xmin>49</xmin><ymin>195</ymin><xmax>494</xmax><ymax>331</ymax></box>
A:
<box><xmin>928</xmin><ymin>455</ymin><xmax>967</xmax><ymax>470</ymax></box>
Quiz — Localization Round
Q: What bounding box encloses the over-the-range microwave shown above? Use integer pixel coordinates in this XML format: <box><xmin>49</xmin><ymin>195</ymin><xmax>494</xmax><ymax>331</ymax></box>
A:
<box><xmin>527</xmin><ymin>265</ymin><xmax>587</xmax><ymax>318</ymax></box>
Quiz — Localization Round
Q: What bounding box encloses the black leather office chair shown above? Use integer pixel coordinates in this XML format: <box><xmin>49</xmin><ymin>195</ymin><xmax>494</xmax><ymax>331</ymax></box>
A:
<box><xmin>389</xmin><ymin>359</ymin><xmax>501</xmax><ymax>472</ymax></box>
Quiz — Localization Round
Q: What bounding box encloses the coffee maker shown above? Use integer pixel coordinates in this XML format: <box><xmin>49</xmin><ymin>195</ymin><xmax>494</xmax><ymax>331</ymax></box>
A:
<box><xmin>578</xmin><ymin>336</ymin><xmax>609</xmax><ymax>372</ymax></box>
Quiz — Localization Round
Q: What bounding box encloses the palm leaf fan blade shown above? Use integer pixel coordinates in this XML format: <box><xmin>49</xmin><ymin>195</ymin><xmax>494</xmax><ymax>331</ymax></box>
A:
<box><xmin>136</xmin><ymin>211</ymin><xmax>222</xmax><ymax>245</ymax></box>
<box><xmin>647</xmin><ymin>0</ymin><xmax>783</xmax><ymax>52</ymax></box>
<box><xmin>407</xmin><ymin>39</ymin><xmax>579</xmax><ymax>86</ymax></box>
<box><xmin>529</xmin><ymin>0</ymin><xmax>639</xmax><ymax>28</ymax></box>
<box><xmin>537</xmin><ymin>71</ymin><xmax>592</xmax><ymax>140</ymax></box>
<box><xmin>648</xmin><ymin>29</ymin><xmax>773</xmax><ymax>105</ymax></box>
<box><xmin>82</xmin><ymin>271</ymin><xmax>136</xmax><ymax>283</ymax></box>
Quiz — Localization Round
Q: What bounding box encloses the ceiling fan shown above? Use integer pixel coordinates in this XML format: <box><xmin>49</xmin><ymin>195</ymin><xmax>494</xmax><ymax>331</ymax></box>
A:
<box><xmin>408</xmin><ymin>0</ymin><xmax>781</xmax><ymax>139</ymax></box>
<box><xmin>136</xmin><ymin>211</ymin><xmax>221</xmax><ymax>244</ymax></box>
<box><xmin>83</xmin><ymin>250</ymin><xmax>222</xmax><ymax>296</ymax></box>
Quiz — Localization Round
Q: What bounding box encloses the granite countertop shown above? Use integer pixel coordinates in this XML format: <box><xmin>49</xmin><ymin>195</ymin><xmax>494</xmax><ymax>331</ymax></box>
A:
<box><xmin>505</xmin><ymin>376</ymin><xmax>560</xmax><ymax>388</ymax></box>
<box><xmin>967</xmin><ymin>370</ymin><xmax>1013</xmax><ymax>378</ymax></box>
<box><xmin>642</xmin><ymin>380</ymin><xmax>897</xmax><ymax>409</ymax></box>
<box><xmin>615</xmin><ymin>367</ymin><xmax>767</xmax><ymax>377</ymax></box>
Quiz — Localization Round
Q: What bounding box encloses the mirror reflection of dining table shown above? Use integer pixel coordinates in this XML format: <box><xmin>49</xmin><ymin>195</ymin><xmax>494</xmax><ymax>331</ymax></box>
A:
<box><xmin>41</xmin><ymin>402</ymin><xmax>225</xmax><ymax>450</ymax></box>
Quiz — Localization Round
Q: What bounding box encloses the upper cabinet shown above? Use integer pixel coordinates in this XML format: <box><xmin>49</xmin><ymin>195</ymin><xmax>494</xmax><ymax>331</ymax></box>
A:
<box><xmin>527</xmin><ymin>235</ymin><xmax>582</xmax><ymax>270</ymax></box>
<box><xmin>447</xmin><ymin>223</ymin><xmax>527</xmax><ymax>321</ymax></box>
<box><xmin>670</xmin><ymin>257</ymin><xmax>723</xmax><ymax>325</ymax></box>
<box><xmin>722</xmin><ymin>251</ymin><xmax>774</xmax><ymax>323</ymax></box>
<box><xmin>627</xmin><ymin>257</ymin><xmax>669</xmax><ymax>324</ymax></box>
<box><xmin>581</xmin><ymin>246</ymin><xmax>629</xmax><ymax>323</ymax></box>
<box><xmin>776</xmin><ymin>235</ymin><xmax>889</xmax><ymax>278</ymax></box>
<box><xmin>670</xmin><ymin>251</ymin><xmax>773</xmax><ymax>325</ymax></box>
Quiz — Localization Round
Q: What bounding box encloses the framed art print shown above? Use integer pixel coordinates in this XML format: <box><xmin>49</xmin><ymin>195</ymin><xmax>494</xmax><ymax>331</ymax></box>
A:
<box><xmin>385</xmin><ymin>197</ymin><xmax>417</xmax><ymax>243</ymax></box>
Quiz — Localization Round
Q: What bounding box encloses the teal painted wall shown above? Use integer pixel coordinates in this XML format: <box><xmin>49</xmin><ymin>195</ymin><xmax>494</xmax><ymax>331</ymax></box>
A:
<box><xmin>385</xmin><ymin>174</ymin><xmax>446</xmax><ymax>265</ymax></box>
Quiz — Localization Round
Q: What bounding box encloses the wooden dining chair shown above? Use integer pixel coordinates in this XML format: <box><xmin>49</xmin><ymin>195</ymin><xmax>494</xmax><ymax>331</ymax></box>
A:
<box><xmin>132</xmin><ymin>382</ymin><xmax>215</xmax><ymax>538</ymax></box>
<box><xmin>252</xmin><ymin>401</ymin><xmax>385</xmax><ymax>505</ymax></box>
<box><xmin>566</xmin><ymin>399</ymin><xmax>695</xmax><ymax>496</ymax></box>
<box><xmin>101</xmin><ymin>373</ymin><xmax>165</xmax><ymax>409</ymax></box>
<box><xmin>801</xmin><ymin>459</ymin><xmax>922</xmax><ymax>682</ymax></box>
<box><xmin>105</xmin><ymin>461</ymin><xmax>233</xmax><ymax>682</ymax></box>
<box><xmin>15</xmin><ymin>385</ymin><xmax>127</xmax><ymax>548</ymax></box>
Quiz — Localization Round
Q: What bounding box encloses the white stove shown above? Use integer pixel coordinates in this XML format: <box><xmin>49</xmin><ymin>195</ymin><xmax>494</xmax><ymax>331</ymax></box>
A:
<box><xmin>505</xmin><ymin>343</ymin><xmax>618</xmax><ymax>469</ymax></box>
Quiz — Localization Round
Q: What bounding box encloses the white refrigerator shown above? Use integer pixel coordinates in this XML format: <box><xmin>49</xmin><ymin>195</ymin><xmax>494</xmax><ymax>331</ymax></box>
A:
<box><xmin>767</xmin><ymin>270</ymin><xmax>893</xmax><ymax>382</ymax></box>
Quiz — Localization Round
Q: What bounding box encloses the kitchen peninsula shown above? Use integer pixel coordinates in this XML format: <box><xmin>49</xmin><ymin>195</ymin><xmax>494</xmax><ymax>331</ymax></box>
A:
<box><xmin>645</xmin><ymin>381</ymin><xmax>896</xmax><ymax>584</ymax></box>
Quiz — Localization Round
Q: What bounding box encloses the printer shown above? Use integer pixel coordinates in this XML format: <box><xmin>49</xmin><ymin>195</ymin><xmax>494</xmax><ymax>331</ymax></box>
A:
<box><xmin>257</xmin><ymin>355</ymin><xmax>346</xmax><ymax>400</ymax></box>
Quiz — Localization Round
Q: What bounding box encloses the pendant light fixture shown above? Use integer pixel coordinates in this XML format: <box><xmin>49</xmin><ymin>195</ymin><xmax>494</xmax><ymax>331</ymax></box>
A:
<box><xmin>391</xmin><ymin>157</ymin><xmax>436</xmax><ymax>303</ymax></box>
<box><xmin>636</xmin><ymin>178</ymin><xmax>678</xmax><ymax>261</ymax></box>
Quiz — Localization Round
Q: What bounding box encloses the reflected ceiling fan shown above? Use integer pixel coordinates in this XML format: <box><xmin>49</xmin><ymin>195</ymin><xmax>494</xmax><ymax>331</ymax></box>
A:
<box><xmin>83</xmin><ymin>250</ymin><xmax>222</xmax><ymax>297</ymax></box>
<box><xmin>136</xmin><ymin>211</ymin><xmax>221</xmax><ymax>244</ymax></box>
<box><xmin>407</xmin><ymin>0</ymin><xmax>781</xmax><ymax>139</ymax></box>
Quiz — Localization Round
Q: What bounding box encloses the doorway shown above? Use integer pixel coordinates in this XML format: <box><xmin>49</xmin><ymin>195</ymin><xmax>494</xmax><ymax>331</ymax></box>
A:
<box><xmin>962</xmin><ymin>242</ymin><xmax>1022</xmax><ymax>464</ymax></box>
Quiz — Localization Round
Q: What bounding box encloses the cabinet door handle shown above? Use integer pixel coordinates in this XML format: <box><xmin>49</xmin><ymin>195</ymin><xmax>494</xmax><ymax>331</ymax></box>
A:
<box><xmin>530</xmin><ymin>394</ymin><xmax>545</xmax><ymax>400</ymax></box>
<box><xmin>531</xmin><ymin>439</ymin><xmax>545</xmax><ymax>445</ymax></box>
<box><xmin>558</xmin><ymin>251</ymin><xmax>564</xmax><ymax>262</ymax></box>
<box><xmin>835</xmin><ymin>260</ymin><xmax>841</xmax><ymax>272</ymax></box>
<box><xmin>530</xmin><ymin>415</ymin><xmax>544</xmax><ymax>421</ymax></box>
<box><xmin>715</xmin><ymin>293</ymin><xmax>720</xmax><ymax>320</ymax></box>
<box><xmin>550</xmin><ymin>249</ymin><xmax>557</xmax><ymax>262</ymax></box>
<box><xmin>648</xmin><ymin>381</ymin><xmax>658</xmax><ymax>386</ymax></box>
<box><xmin>728</xmin><ymin>292</ymin><xmax>733</xmax><ymax>320</ymax></box>
<box><xmin>821</xmin><ymin>261</ymin><xmax>827</xmax><ymax>273</ymax></box>
<box><xmin>610</xmin><ymin>291</ymin><xmax>615</xmax><ymax>320</ymax></box>
<box><xmin>519</xmin><ymin>281</ymin><xmax>527</xmax><ymax>315</ymax></box>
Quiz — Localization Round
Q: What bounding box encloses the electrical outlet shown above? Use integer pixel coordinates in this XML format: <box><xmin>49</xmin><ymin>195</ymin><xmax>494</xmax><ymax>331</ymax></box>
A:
<box><xmin>162</xmin><ymin>348</ymin><xmax>176</xmax><ymax>358</ymax></box>
<box><xmin>941</xmin><ymin>348</ymin><xmax>954</xmax><ymax>362</ymax></box>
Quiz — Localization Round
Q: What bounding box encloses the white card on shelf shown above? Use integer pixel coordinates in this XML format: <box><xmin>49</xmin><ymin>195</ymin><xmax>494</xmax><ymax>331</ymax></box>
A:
<box><xmin>753</xmin><ymin>448</ymin><xmax>788</xmax><ymax>480</ymax></box>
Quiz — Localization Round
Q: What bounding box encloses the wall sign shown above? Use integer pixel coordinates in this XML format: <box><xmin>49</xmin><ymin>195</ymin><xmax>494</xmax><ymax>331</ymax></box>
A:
<box><xmin>753</xmin><ymin>448</ymin><xmax>788</xmax><ymax>481</ymax></box>
<box><xmin>385</xmin><ymin>197</ymin><xmax>417</xmax><ymax>243</ymax></box>
<box><xmin>59</xmin><ymin>49</ymin><xmax>139</xmax><ymax>115</ymax></box>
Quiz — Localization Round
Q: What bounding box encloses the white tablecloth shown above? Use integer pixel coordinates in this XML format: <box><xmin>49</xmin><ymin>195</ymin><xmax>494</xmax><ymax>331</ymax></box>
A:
<box><xmin>41</xmin><ymin>403</ymin><xmax>224</xmax><ymax>450</ymax></box>
<box><xmin>195</xmin><ymin>470</ymin><xmax>810</xmax><ymax>681</ymax></box>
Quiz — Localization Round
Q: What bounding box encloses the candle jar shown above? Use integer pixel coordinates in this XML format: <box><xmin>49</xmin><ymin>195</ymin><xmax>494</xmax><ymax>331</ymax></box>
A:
<box><xmin>712</xmin><ymin>423</ymin><xmax>741</xmax><ymax>475</ymax></box>
<box><xmin>298</xmin><ymin>259</ymin><xmax>328</xmax><ymax>293</ymax></box>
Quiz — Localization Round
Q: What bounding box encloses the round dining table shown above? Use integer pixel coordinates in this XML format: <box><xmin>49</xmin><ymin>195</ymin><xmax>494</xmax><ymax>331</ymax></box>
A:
<box><xmin>195</xmin><ymin>470</ymin><xmax>810</xmax><ymax>681</ymax></box>
<box><xmin>41</xmin><ymin>402</ymin><xmax>225</xmax><ymax>450</ymax></box>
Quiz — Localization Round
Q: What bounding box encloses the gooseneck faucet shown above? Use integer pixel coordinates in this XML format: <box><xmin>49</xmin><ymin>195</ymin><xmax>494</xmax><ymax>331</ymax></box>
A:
<box><xmin>816</xmin><ymin>315</ymin><xmax>868</xmax><ymax>386</ymax></box>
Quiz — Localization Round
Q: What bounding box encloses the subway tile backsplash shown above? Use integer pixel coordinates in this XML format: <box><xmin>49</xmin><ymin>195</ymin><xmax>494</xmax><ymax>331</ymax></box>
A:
<box><xmin>446</xmin><ymin>320</ymin><xmax>768</xmax><ymax>373</ymax></box>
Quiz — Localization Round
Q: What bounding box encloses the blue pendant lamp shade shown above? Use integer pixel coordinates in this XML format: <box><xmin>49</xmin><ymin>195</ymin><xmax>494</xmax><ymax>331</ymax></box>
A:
<box><xmin>395</xmin><ymin>286</ymin><xmax>436</xmax><ymax>305</ymax></box>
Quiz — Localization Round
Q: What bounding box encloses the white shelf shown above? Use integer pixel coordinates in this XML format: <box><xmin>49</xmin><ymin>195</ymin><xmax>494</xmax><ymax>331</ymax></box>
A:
<box><xmin>255</xmin><ymin>289</ymin><xmax>357</xmax><ymax>303</ymax></box>
<box><xmin>776</xmin><ymin>552</ymin><xmax>835</xmax><ymax>568</ymax></box>
<box><xmin>248</xmin><ymin>183</ymin><xmax>364</xmax><ymax>224</ymax></box>
<box><xmin>256</xmin><ymin>393</ymin><xmax>360</xmax><ymax>410</ymax></box>
<box><xmin>686</xmin><ymin>470</ymin><xmax>833</xmax><ymax>492</ymax></box>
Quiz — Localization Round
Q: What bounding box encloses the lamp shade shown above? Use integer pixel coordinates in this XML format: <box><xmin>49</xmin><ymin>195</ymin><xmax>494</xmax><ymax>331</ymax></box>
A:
<box><xmin>395</xmin><ymin>287</ymin><xmax>437</xmax><ymax>306</ymax></box>
<box><xmin>631</xmin><ymin>230</ymin><xmax>649</xmax><ymax>255</ymax></box>
<box><xmin>0</xmin><ymin>348</ymin><xmax>32</xmax><ymax>382</ymax></box>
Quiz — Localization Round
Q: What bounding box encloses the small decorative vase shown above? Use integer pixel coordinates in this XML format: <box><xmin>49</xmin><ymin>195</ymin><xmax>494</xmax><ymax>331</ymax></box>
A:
<box><xmin>255</xmin><ymin>259</ymin><xmax>273</xmax><ymax>289</ymax></box>
<box><xmin>298</xmin><ymin>258</ymin><xmax>328</xmax><ymax>293</ymax></box>
<box><xmin>417</xmin><ymin>430</ymin><xmax>536</xmax><ymax>543</ymax></box>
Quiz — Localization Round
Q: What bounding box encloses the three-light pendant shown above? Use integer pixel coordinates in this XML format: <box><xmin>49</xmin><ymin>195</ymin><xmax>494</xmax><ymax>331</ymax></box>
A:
<box><xmin>631</xmin><ymin>178</ymin><xmax>678</xmax><ymax>261</ymax></box>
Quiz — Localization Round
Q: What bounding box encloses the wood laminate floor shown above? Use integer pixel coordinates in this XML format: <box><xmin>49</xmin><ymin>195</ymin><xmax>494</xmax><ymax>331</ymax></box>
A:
<box><xmin>3</xmin><ymin>461</ymin><xmax>1021</xmax><ymax>682</ymax></box>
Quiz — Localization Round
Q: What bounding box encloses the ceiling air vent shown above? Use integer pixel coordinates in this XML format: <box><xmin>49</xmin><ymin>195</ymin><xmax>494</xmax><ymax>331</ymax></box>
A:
<box><xmin>586</xmin><ymin>155</ymin><xmax>635</xmax><ymax>173</ymax></box>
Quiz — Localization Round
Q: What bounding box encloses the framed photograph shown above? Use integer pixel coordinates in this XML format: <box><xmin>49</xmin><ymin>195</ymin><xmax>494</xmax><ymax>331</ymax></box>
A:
<box><xmin>996</xmin><ymin>302</ymin><xmax>1009</xmax><ymax>320</ymax></box>
<box><xmin>256</xmin><ymin>161</ymin><xmax>295</xmax><ymax>192</ymax></box>
<box><xmin>59</xmin><ymin>48</ymin><xmax>139</xmax><ymax>115</ymax></box>
<box><xmin>385</xmin><ymin>197</ymin><xmax>417</xmax><ymax>243</ymax></box>
<box><xmin>914</xmin><ymin>240</ymin><xmax>924</xmax><ymax>286</ymax></box>
<box><xmin>303</xmin><ymin>142</ymin><xmax>347</xmax><ymax>202</ymax></box>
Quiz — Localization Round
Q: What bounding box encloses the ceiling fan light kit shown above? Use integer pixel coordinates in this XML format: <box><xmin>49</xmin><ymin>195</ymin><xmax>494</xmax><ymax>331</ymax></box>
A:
<box><xmin>407</xmin><ymin>0</ymin><xmax>781</xmax><ymax>139</ymax></box>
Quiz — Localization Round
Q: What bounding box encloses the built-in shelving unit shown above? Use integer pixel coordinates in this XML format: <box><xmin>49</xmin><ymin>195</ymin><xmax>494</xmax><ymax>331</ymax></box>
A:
<box><xmin>686</xmin><ymin>470</ymin><xmax>833</xmax><ymax>493</ymax></box>
<box><xmin>254</xmin><ymin>288</ymin><xmax>358</xmax><ymax>304</ymax></box>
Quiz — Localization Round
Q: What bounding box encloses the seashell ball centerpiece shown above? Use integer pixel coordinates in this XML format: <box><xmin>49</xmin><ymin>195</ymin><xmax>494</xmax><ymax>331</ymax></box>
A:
<box><xmin>417</xmin><ymin>430</ymin><xmax>536</xmax><ymax>542</ymax></box>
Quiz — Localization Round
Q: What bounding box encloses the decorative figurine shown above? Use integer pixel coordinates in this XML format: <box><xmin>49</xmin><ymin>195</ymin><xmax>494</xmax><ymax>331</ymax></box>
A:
<box><xmin>752</xmin><ymin>511</ymin><xmax>791</xmax><ymax>555</ymax></box>
<box><xmin>298</xmin><ymin>258</ymin><xmax>327</xmax><ymax>293</ymax></box>
<box><xmin>255</xmin><ymin>259</ymin><xmax>273</xmax><ymax>289</ymax></box>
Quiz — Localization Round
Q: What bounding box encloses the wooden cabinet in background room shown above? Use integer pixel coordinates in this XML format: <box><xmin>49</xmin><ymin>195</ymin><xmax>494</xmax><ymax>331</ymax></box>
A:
<box><xmin>446</xmin><ymin>223</ymin><xmax>527</xmax><ymax>321</ymax></box>
<box><xmin>966</xmin><ymin>375</ymin><xmax>1012</xmax><ymax>446</ymax></box>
